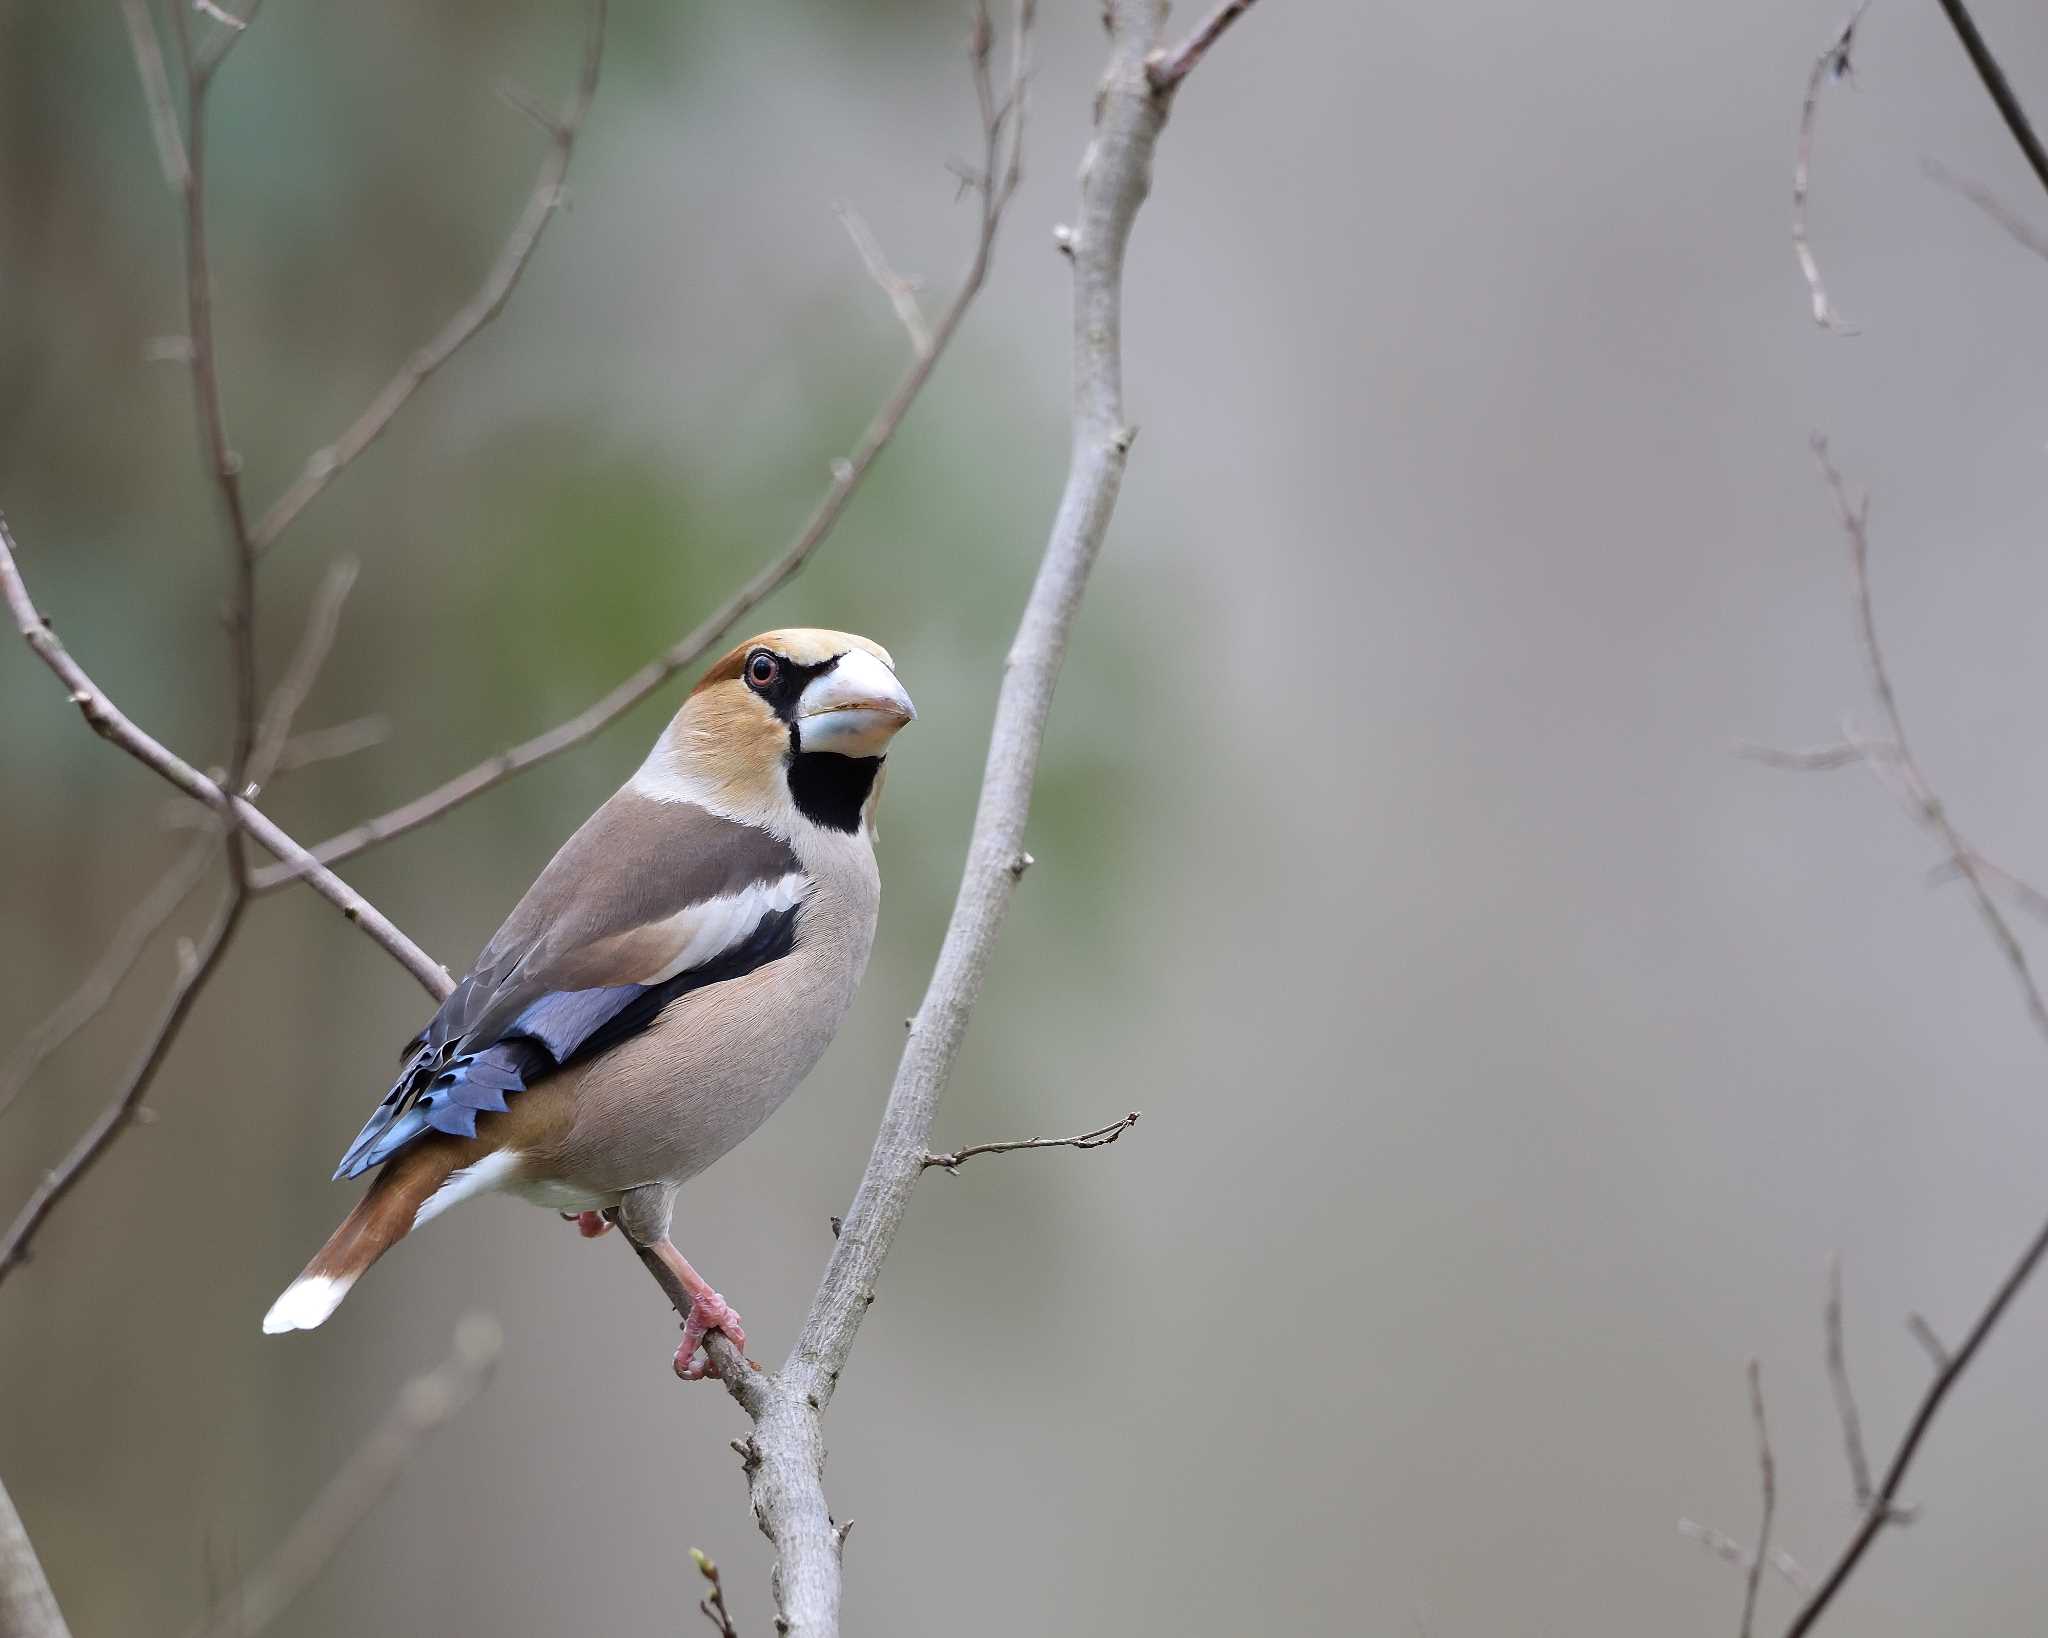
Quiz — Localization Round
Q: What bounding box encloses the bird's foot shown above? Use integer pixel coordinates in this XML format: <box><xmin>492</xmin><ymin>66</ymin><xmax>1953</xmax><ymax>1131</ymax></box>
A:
<box><xmin>558</xmin><ymin>1210</ymin><xmax>612</xmax><ymax>1239</ymax></box>
<box><xmin>674</xmin><ymin>1290</ymin><xmax>746</xmax><ymax>1381</ymax></box>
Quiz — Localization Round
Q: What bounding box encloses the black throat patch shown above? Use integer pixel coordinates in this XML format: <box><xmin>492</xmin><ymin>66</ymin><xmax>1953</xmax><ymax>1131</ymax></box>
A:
<box><xmin>787</xmin><ymin>751</ymin><xmax>882</xmax><ymax>833</ymax></box>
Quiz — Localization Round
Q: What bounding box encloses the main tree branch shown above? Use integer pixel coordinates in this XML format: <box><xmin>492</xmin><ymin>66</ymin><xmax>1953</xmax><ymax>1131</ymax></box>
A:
<box><xmin>678</xmin><ymin>4</ymin><xmax>1256</xmax><ymax>1632</ymax></box>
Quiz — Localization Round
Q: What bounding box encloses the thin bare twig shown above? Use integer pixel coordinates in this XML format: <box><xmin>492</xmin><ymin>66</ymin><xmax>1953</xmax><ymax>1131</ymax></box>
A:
<box><xmin>1740</xmin><ymin>1361</ymin><xmax>1776</xmax><ymax>1638</ymax></box>
<box><xmin>0</xmin><ymin>520</ymin><xmax>448</xmax><ymax>998</ymax></box>
<box><xmin>1734</xmin><ymin>739</ymin><xmax>1881</xmax><ymax>771</ymax></box>
<box><xmin>834</xmin><ymin>203</ymin><xmax>933</xmax><ymax>356</ymax></box>
<box><xmin>1784</xmin><ymin>1211</ymin><xmax>2048</xmax><ymax>1635</ymax></box>
<box><xmin>251</xmin><ymin>0</ymin><xmax>1033</xmax><ymax>892</ymax></box>
<box><xmin>1679</xmin><ymin>1519</ymin><xmax>1812</xmax><ymax>1593</ymax></box>
<box><xmin>0</xmin><ymin>882</ymin><xmax>245</xmax><ymax>1283</ymax></box>
<box><xmin>1145</xmin><ymin>0</ymin><xmax>1265</xmax><ymax>92</ymax></box>
<box><xmin>185</xmin><ymin>1317</ymin><xmax>501</xmax><ymax>1638</ymax></box>
<box><xmin>119</xmin><ymin>0</ymin><xmax>188</xmax><ymax>190</ymax></box>
<box><xmin>691</xmin><ymin>1549</ymin><xmax>741</xmax><ymax>1638</ymax></box>
<box><xmin>0</xmin><ymin>831</ymin><xmax>217</xmax><ymax>1122</ymax></box>
<box><xmin>1761</xmin><ymin>446</ymin><xmax>2048</xmax><ymax>1633</ymax></box>
<box><xmin>1810</xmin><ymin>437</ymin><xmax>2048</xmax><ymax>1051</ymax></box>
<box><xmin>923</xmin><ymin>1110</ymin><xmax>1139</xmax><ymax>1172</ymax></box>
<box><xmin>168</xmin><ymin>0</ymin><xmax>261</xmax><ymax>801</ymax></box>
<box><xmin>1905</xmin><ymin>1312</ymin><xmax>1950</xmax><ymax>1373</ymax></box>
<box><xmin>1794</xmin><ymin>7</ymin><xmax>1867</xmax><ymax>333</ymax></box>
<box><xmin>248</xmin><ymin>0</ymin><xmax>607</xmax><ymax>554</ymax></box>
<box><xmin>1923</xmin><ymin>158</ymin><xmax>2048</xmax><ymax>263</ymax></box>
<box><xmin>1931</xmin><ymin>0</ymin><xmax>2048</xmax><ymax>204</ymax></box>
<box><xmin>248</xmin><ymin>556</ymin><xmax>358</xmax><ymax>793</ymax></box>
<box><xmin>1823</xmin><ymin>1255</ymin><xmax>1874</xmax><ymax>1508</ymax></box>
<box><xmin>272</xmin><ymin>715</ymin><xmax>390</xmax><ymax>773</ymax></box>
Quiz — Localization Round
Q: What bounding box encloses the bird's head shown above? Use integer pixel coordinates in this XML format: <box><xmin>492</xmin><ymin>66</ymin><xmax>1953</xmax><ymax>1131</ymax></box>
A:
<box><xmin>641</xmin><ymin>629</ymin><xmax>916</xmax><ymax>835</ymax></box>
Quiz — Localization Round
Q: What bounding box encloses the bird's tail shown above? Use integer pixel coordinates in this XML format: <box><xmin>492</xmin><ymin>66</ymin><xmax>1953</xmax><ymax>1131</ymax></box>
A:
<box><xmin>262</xmin><ymin>1145</ymin><xmax>458</xmax><ymax>1334</ymax></box>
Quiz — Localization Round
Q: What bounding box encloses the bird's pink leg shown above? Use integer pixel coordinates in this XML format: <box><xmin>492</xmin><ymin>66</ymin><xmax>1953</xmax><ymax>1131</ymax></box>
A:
<box><xmin>572</xmin><ymin>1211</ymin><xmax>611</xmax><ymax>1238</ymax></box>
<box><xmin>649</xmin><ymin>1237</ymin><xmax>747</xmax><ymax>1381</ymax></box>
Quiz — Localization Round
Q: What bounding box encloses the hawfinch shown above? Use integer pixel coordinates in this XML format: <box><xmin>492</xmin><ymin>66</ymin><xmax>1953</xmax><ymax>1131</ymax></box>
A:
<box><xmin>263</xmin><ymin>629</ymin><xmax>915</xmax><ymax>1377</ymax></box>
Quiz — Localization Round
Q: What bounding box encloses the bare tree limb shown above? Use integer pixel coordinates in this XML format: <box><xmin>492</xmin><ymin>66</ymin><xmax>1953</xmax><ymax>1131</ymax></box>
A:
<box><xmin>248</xmin><ymin>556</ymin><xmax>358</xmax><ymax>795</ymax></box>
<box><xmin>923</xmin><ymin>1110</ymin><xmax>1139</xmax><ymax>1172</ymax></box>
<box><xmin>1923</xmin><ymin>158</ymin><xmax>2048</xmax><ymax>263</ymax></box>
<box><xmin>0</xmin><ymin>881</ymin><xmax>245</xmax><ymax>1283</ymax></box>
<box><xmin>248</xmin><ymin>0</ymin><xmax>607</xmax><ymax>555</ymax></box>
<box><xmin>1740</xmin><ymin>1360</ymin><xmax>1776</xmax><ymax>1638</ymax></box>
<box><xmin>272</xmin><ymin>715</ymin><xmax>391</xmax><ymax>774</ymax></box>
<box><xmin>0</xmin><ymin>553</ymin><xmax>359</xmax><ymax>1123</ymax></box>
<box><xmin>0</xmin><ymin>830</ymin><xmax>216</xmax><ymax>1123</ymax></box>
<box><xmin>1794</xmin><ymin>7</ymin><xmax>1867</xmax><ymax>333</ymax></box>
<box><xmin>1823</xmin><ymin>1255</ymin><xmax>1874</xmax><ymax>1509</ymax></box>
<box><xmin>118</xmin><ymin>0</ymin><xmax>188</xmax><ymax>191</ymax></box>
<box><xmin>1810</xmin><ymin>437</ymin><xmax>2048</xmax><ymax>1051</ymax></box>
<box><xmin>1905</xmin><ymin>1312</ymin><xmax>1950</xmax><ymax>1373</ymax></box>
<box><xmin>1750</xmin><ymin>447</ymin><xmax>2048</xmax><ymax>1633</ymax></box>
<box><xmin>0</xmin><ymin>519</ymin><xmax>449</xmax><ymax>999</ymax></box>
<box><xmin>185</xmin><ymin>1317</ymin><xmax>501</xmax><ymax>1638</ymax></box>
<box><xmin>834</xmin><ymin>203</ymin><xmax>933</xmax><ymax>357</ymax></box>
<box><xmin>1931</xmin><ymin>0</ymin><xmax>2048</xmax><ymax>204</ymax></box>
<box><xmin>1145</xmin><ymin>0</ymin><xmax>1265</xmax><ymax>92</ymax></box>
<box><xmin>1783</xmin><ymin>1210</ymin><xmax>2048</xmax><ymax>1635</ymax></box>
<box><xmin>250</xmin><ymin>0</ymin><xmax>1034</xmax><ymax>893</ymax></box>
<box><xmin>1679</xmin><ymin>1518</ymin><xmax>1812</xmax><ymax>1593</ymax></box>
<box><xmin>0</xmin><ymin>1473</ymin><xmax>72</xmax><ymax>1638</ymax></box>
<box><xmin>660</xmin><ymin>6</ymin><xmax>1236</xmax><ymax>1631</ymax></box>
<box><xmin>168</xmin><ymin>0</ymin><xmax>261</xmax><ymax>800</ymax></box>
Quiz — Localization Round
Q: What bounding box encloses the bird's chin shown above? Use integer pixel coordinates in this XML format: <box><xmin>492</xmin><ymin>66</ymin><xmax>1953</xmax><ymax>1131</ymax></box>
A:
<box><xmin>795</xmin><ymin>708</ymin><xmax>910</xmax><ymax>759</ymax></box>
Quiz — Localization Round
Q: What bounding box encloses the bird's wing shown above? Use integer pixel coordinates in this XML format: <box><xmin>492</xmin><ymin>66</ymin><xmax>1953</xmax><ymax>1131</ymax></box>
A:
<box><xmin>333</xmin><ymin>790</ymin><xmax>807</xmax><ymax>1179</ymax></box>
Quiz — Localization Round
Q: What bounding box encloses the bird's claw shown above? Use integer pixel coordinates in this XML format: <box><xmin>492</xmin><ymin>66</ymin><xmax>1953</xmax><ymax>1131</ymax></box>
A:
<box><xmin>674</xmin><ymin>1290</ymin><xmax>746</xmax><ymax>1381</ymax></box>
<box><xmin>558</xmin><ymin>1210</ymin><xmax>612</xmax><ymax>1239</ymax></box>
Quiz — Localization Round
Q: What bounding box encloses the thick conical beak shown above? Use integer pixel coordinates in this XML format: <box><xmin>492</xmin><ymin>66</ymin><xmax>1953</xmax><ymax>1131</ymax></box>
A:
<box><xmin>794</xmin><ymin>648</ymin><xmax>916</xmax><ymax>756</ymax></box>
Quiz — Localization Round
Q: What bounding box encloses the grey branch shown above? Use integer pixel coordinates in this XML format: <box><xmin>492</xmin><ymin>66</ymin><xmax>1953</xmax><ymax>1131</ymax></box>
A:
<box><xmin>1145</xmin><ymin>0</ymin><xmax>1265</xmax><ymax>92</ymax></box>
<box><xmin>1823</xmin><ymin>1255</ymin><xmax>1873</xmax><ymax>1508</ymax></box>
<box><xmin>1739</xmin><ymin>1360</ymin><xmax>1775</xmax><ymax>1638</ymax></box>
<box><xmin>0</xmin><ymin>830</ymin><xmax>216</xmax><ymax>1122</ymax></box>
<box><xmin>185</xmin><ymin>1317</ymin><xmax>501</xmax><ymax>1638</ymax></box>
<box><xmin>1760</xmin><ymin>446</ymin><xmax>2048</xmax><ymax>1634</ymax></box>
<box><xmin>0</xmin><ymin>521</ymin><xmax>449</xmax><ymax>999</ymax></box>
<box><xmin>923</xmin><ymin>1110</ymin><xmax>1139</xmax><ymax>1172</ymax></box>
<box><xmin>248</xmin><ymin>0</ymin><xmax>606</xmax><ymax>555</ymax></box>
<box><xmin>1810</xmin><ymin>437</ymin><xmax>2048</xmax><ymax>1052</ymax></box>
<box><xmin>118</xmin><ymin>0</ymin><xmax>188</xmax><ymax>190</ymax></box>
<box><xmin>1923</xmin><ymin>158</ymin><xmax>2048</xmax><ymax>264</ymax></box>
<box><xmin>249</xmin><ymin>0</ymin><xmax>1031</xmax><ymax>892</ymax></box>
<box><xmin>655</xmin><ymin>4</ymin><xmax>1236</xmax><ymax>1633</ymax></box>
<box><xmin>1906</xmin><ymin>1313</ymin><xmax>1950</xmax><ymax>1372</ymax></box>
<box><xmin>1678</xmin><ymin>1518</ymin><xmax>1811</xmax><ymax>1593</ymax></box>
<box><xmin>0</xmin><ymin>882</ymin><xmax>244</xmax><ymax>1283</ymax></box>
<box><xmin>1793</xmin><ymin>7</ymin><xmax>1867</xmax><ymax>333</ymax></box>
<box><xmin>835</xmin><ymin>203</ymin><xmax>933</xmax><ymax>356</ymax></box>
<box><xmin>0</xmin><ymin>1474</ymin><xmax>72</xmax><ymax>1638</ymax></box>
<box><xmin>0</xmin><ymin>518</ymin><xmax>448</xmax><ymax>999</ymax></box>
<box><xmin>1930</xmin><ymin>0</ymin><xmax>2048</xmax><ymax>204</ymax></box>
<box><xmin>248</xmin><ymin>556</ymin><xmax>359</xmax><ymax>796</ymax></box>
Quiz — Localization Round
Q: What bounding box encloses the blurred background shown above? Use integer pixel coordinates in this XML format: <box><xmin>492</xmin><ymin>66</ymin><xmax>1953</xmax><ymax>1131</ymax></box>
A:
<box><xmin>7</xmin><ymin>0</ymin><xmax>2048</xmax><ymax>1632</ymax></box>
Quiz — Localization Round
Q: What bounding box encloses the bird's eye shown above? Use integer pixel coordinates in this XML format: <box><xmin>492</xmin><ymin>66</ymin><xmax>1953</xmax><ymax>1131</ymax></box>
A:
<box><xmin>745</xmin><ymin>651</ymin><xmax>781</xmax><ymax>691</ymax></box>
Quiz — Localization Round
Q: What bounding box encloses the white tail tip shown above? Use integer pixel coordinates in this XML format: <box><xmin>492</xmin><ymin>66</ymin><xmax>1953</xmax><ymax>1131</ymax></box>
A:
<box><xmin>262</xmin><ymin>1273</ymin><xmax>353</xmax><ymax>1334</ymax></box>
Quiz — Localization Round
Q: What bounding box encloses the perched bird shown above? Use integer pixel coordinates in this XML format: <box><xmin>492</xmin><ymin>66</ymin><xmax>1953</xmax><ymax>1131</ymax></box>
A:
<box><xmin>263</xmin><ymin>629</ymin><xmax>915</xmax><ymax>1377</ymax></box>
